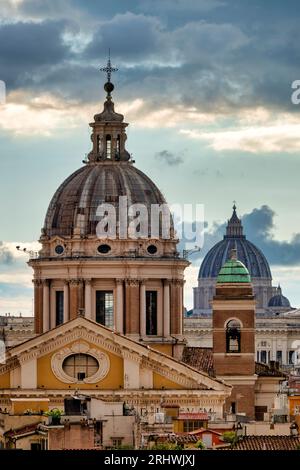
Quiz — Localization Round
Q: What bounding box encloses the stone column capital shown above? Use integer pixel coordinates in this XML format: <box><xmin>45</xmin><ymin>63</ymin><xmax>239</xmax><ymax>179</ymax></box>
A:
<box><xmin>32</xmin><ymin>279</ymin><xmax>42</xmax><ymax>286</ymax></box>
<box><xmin>85</xmin><ymin>278</ymin><xmax>92</xmax><ymax>285</ymax></box>
<box><xmin>125</xmin><ymin>278</ymin><xmax>140</xmax><ymax>287</ymax></box>
<box><xmin>115</xmin><ymin>278</ymin><xmax>124</xmax><ymax>285</ymax></box>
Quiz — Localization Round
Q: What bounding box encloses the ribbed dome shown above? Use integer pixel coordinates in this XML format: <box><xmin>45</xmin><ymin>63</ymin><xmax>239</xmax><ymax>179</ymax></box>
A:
<box><xmin>268</xmin><ymin>291</ymin><xmax>291</xmax><ymax>308</ymax></box>
<box><xmin>43</xmin><ymin>162</ymin><xmax>166</xmax><ymax>238</ymax></box>
<box><xmin>199</xmin><ymin>206</ymin><xmax>272</xmax><ymax>280</ymax></box>
<box><xmin>217</xmin><ymin>256</ymin><xmax>251</xmax><ymax>284</ymax></box>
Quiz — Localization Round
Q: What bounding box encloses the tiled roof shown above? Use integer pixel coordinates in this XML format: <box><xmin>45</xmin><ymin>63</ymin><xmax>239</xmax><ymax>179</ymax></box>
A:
<box><xmin>229</xmin><ymin>435</ymin><xmax>300</xmax><ymax>451</ymax></box>
<box><xmin>182</xmin><ymin>347</ymin><xmax>285</xmax><ymax>379</ymax></box>
<box><xmin>157</xmin><ymin>434</ymin><xmax>199</xmax><ymax>444</ymax></box>
<box><xmin>182</xmin><ymin>347</ymin><xmax>215</xmax><ymax>376</ymax></box>
<box><xmin>189</xmin><ymin>428</ymin><xmax>222</xmax><ymax>436</ymax></box>
<box><xmin>177</xmin><ymin>413</ymin><xmax>209</xmax><ymax>421</ymax></box>
<box><xmin>255</xmin><ymin>361</ymin><xmax>286</xmax><ymax>377</ymax></box>
<box><xmin>4</xmin><ymin>423</ymin><xmax>38</xmax><ymax>438</ymax></box>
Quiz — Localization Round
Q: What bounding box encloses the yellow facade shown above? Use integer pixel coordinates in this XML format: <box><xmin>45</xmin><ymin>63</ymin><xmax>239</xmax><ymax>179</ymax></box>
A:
<box><xmin>153</xmin><ymin>372</ymin><xmax>185</xmax><ymax>390</ymax></box>
<box><xmin>37</xmin><ymin>341</ymin><xmax>124</xmax><ymax>390</ymax></box>
<box><xmin>288</xmin><ymin>396</ymin><xmax>300</xmax><ymax>417</ymax></box>
<box><xmin>150</xmin><ymin>344</ymin><xmax>173</xmax><ymax>356</ymax></box>
<box><xmin>11</xmin><ymin>400</ymin><xmax>49</xmax><ymax>415</ymax></box>
<box><xmin>0</xmin><ymin>371</ymin><xmax>10</xmax><ymax>388</ymax></box>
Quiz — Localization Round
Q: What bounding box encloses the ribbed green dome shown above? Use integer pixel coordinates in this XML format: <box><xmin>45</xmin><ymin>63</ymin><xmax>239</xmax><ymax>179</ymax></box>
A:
<box><xmin>217</xmin><ymin>255</ymin><xmax>251</xmax><ymax>284</ymax></box>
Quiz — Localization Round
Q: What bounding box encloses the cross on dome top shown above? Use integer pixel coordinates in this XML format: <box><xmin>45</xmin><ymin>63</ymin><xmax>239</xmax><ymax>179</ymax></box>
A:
<box><xmin>100</xmin><ymin>50</ymin><xmax>118</xmax><ymax>99</ymax></box>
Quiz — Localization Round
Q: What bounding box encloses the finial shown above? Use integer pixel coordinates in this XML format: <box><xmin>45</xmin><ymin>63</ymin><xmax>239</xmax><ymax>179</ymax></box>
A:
<box><xmin>229</xmin><ymin>248</ymin><xmax>237</xmax><ymax>260</ymax></box>
<box><xmin>233</xmin><ymin>200</ymin><xmax>237</xmax><ymax>212</ymax></box>
<box><xmin>100</xmin><ymin>49</ymin><xmax>118</xmax><ymax>100</ymax></box>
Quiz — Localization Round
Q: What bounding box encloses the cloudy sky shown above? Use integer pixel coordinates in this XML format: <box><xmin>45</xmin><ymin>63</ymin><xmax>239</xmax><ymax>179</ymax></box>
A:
<box><xmin>0</xmin><ymin>0</ymin><xmax>300</xmax><ymax>314</ymax></box>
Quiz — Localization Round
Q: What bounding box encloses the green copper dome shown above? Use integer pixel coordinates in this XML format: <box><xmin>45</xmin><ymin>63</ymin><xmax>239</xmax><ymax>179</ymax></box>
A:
<box><xmin>217</xmin><ymin>249</ymin><xmax>251</xmax><ymax>283</ymax></box>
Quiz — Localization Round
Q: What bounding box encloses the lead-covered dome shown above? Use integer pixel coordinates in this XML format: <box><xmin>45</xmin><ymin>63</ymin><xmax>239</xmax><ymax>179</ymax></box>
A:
<box><xmin>43</xmin><ymin>72</ymin><xmax>168</xmax><ymax>240</ymax></box>
<box><xmin>268</xmin><ymin>286</ymin><xmax>291</xmax><ymax>308</ymax></box>
<box><xmin>43</xmin><ymin>162</ymin><xmax>166</xmax><ymax>238</ymax></box>
<box><xmin>199</xmin><ymin>205</ymin><xmax>272</xmax><ymax>280</ymax></box>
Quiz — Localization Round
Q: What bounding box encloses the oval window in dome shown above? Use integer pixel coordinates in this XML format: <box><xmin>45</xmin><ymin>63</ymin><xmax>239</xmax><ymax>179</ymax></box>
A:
<box><xmin>147</xmin><ymin>244</ymin><xmax>158</xmax><ymax>255</ymax></box>
<box><xmin>55</xmin><ymin>245</ymin><xmax>64</xmax><ymax>255</ymax></box>
<box><xmin>97</xmin><ymin>244</ymin><xmax>111</xmax><ymax>254</ymax></box>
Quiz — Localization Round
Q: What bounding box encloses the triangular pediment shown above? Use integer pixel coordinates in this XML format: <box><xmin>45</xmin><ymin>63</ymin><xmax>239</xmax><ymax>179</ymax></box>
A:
<box><xmin>2</xmin><ymin>317</ymin><xmax>230</xmax><ymax>392</ymax></box>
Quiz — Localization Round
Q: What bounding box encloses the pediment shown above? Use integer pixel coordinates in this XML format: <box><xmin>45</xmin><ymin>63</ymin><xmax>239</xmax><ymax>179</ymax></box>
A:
<box><xmin>3</xmin><ymin>317</ymin><xmax>230</xmax><ymax>392</ymax></box>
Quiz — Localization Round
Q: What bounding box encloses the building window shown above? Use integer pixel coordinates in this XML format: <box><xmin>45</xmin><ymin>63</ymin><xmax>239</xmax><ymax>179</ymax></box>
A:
<box><xmin>96</xmin><ymin>291</ymin><xmax>114</xmax><ymax>329</ymax></box>
<box><xmin>112</xmin><ymin>438</ymin><xmax>122</xmax><ymax>448</ymax></box>
<box><xmin>62</xmin><ymin>353</ymin><xmax>98</xmax><ymax>381</ymax></box>
<box><xmin>276</xmin><ymin>350</ymin><xmax>282</xmax><ymax>364</ymax></box>
<box><xmin>230</xmin><ymin>402</ymin><xmax>236</xmax><ymax>414</ymax></box>
<box><xmin>226</xmin><ymin>320</ymin><xmax>241</xmax><ymax>353</ymax></box>
<box><xmin>146</xmin><ymin>291</ymin><xmax>157</xmax><ymax>335</ymax></box>
<box><xmin>289</xmin><ymin>350</ymin><xmax>295</xmax><ymax>365</ymax></box>
<box><xmin>56</xmin><ymin>291</ymin><xmax>64</xmax><ymax>326</ymax></box>
<box><xmin>116</xmin><ymin>135</ymin><xmax>120</xmax><ymax>157</ymax></box>
<box><xmin>106</xmin><ymin>135</ymin><xmax>111</xmax><ymax>159</ymax></box>
<box><xmin>183</xmin><ymin>420</ymin><xmax>205</xmax><ymax>432</ymax></box>
<box><xmin>260</xmin><ymin>350</ymin><xmax>267</xmax><ymax>363</ymax></box>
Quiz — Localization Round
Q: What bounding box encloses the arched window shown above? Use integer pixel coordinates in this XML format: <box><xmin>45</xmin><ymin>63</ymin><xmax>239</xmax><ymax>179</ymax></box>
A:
<box><xmin>106</xmin><ymin>134</ymin><xmax>111</xmax><ymax>159</ymax></box>
<box><xmin>116</xmin><ymin>134</ymin><xmax>120</xmax><ymax>156</ymax></box>
<box><xmin>97</xmin><ymin>135</ymin><xmax>101</xmax><ymax>153</ymax></box>
<box><xmin>226</xmin><ymin>320</ymin><xmax>241</xmax><ymax>353</ymax></box>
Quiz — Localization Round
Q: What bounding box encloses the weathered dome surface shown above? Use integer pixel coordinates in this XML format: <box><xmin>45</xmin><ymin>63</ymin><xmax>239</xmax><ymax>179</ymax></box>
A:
<box><xmin>199</xmin><ymin>206</ymin><xmax>272</xmax><ymax>280</ymax></box>
<box><xmin>268</xmin><ymin>294</ymin><xmax>291</xmax><ymax>308</ymax></box>
<box><xmin>43</xmin><ymin>162</ymin><xmax>166</xmax><ymax>238</ymax></box>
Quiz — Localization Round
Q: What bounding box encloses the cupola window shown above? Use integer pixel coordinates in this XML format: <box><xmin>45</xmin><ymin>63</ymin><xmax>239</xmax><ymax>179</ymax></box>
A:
<box><xmin>106</xmin><ymin>134</ymin><xmax>111</xmax><ymax>159</ymax></box>
<box><xmin>226</xmin><ymin>319</ymin><xmax>241</xmax><ymax>353</ymax></box>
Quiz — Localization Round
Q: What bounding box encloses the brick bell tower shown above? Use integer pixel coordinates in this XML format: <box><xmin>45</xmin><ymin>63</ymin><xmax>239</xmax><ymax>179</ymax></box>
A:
<box><xmin>212</xmin><ymin>248</ymin><xmax>256</xmax><ymax>419</ymax></box>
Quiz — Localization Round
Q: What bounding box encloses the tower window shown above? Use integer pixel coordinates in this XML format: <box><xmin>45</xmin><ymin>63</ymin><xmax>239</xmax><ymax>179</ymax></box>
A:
<box><xmin>56</xmin><ymin>291</ymin><xmax>64</xmax><ymax>326</ymax></box>
<box><xmin>146</xmin><ymin>291</ymin><xmax>157</xmax><ymax>335</ymax></box>
<box><xmin>97</xmin><ymin>135</ymin><xmax>101</xmax><ymax>153</ymax></box>
<box><xmin>96</xmin><ymin>291</ymin><xmax>114</xmax><ymax>329</ymax></box>
<box><xmin>106</xmin><ymin>135</ymin><xmax>111</xmax><ymax>159</ymax></box>
<box><xmin>226</xmin><ymin>320</ymin><xmax>241</xmax><ymax>353</ymax></box>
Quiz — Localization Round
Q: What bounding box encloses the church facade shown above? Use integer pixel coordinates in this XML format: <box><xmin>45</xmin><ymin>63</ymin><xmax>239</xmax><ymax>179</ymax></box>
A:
<box><xmin>0</xmin><ymin>64</ymin><xmax>232</xmax><ymax>447</ymax></box>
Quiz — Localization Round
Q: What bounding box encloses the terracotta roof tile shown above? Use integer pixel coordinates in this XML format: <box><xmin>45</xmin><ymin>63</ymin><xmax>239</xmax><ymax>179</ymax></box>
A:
<box><xmin>182</xmin><ymin>347</ymin><xmax>215</xmax><ymax>376</ymax></box>
<box><xmin>229</xmin><ymin>435</ymin><xmax>300</xmax><ymax>451</ymax></box>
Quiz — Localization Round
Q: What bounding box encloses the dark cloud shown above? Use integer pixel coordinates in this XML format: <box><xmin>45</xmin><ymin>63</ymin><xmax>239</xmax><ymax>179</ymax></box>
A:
<box><xmin>1</xmin><ymin>2</ymin><xmax>299</xmax><ymax>116</ymax></box>
<box><xmin>184</xmin><ymin>206</ymin><xmax>300</xmax><ymax>266</ymax></box>
<box><xmin>155</xmin><ymin>150</ymin><xmax>184</xmax><ymax>166</ymax></box>
<box><xmin>0</xmin><ymin>20</ymin><xmax>71</xmax><ymax>87</ymax></box>
<box><xmin>84</xmin><ymin>12</ymin><xmax>162</xmax><ymax>61</ymax></box>
<box><xmin>0</xmin><ymin>242</ymin><xmax>14</xmax><ymax>265</ymax></box>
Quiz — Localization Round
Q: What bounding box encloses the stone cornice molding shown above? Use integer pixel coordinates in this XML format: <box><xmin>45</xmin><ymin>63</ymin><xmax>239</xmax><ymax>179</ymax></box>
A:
<box><xmin>121</xmin><ymin>349</ymin><xmax>142</xmax><ymax>364</ymax></box>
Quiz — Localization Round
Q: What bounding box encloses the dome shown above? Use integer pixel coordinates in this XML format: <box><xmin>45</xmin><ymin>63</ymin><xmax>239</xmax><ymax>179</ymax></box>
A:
<box><xmin>43</xmin><ymin>162</ymin><xmax>166</xmax><ymax>238</ymax></box>
<box><xmin>199</xmin><ymin>205</ymin><xmax>272</xmax><ymax>280</ymax></box>
<box><xmin>268</xmin><ymin>287</ymin><xmax>291</xmax><ymax>308</ymax></box>
<box><xmin>217</xmin><ymin>249</ymin><xmax>251</xmax><ymax>283</ymax></box>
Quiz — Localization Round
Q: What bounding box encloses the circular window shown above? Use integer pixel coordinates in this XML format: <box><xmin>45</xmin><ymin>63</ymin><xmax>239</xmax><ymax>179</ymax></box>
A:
<box><xmin>97</xmin><ymin>244</ymin><xmax>111</xmax><ymax>254</ymax></box>
<box><xmin>147</xmin><ymin>244</ymin><xmax>157</xmax><ymax>255</ymax></box>
<box><xmin>55</xmin><ymin>245</ymin><xmax>64</xmax><ymax>255</ymax></box>
<box><xmin>62</xmin><ymin>353</ymin><xmax>99</xmax><ymax>381</ymax></box>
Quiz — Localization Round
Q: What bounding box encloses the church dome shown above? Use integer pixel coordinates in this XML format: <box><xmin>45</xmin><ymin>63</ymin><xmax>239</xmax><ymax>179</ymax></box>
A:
<box><xmin>43</xmin><ymin>162</ymin><xmax>166</xmax><ymax>238</ymax></box>
<box><xmin>43</xmin><ymin>69</ymin><xmax>167</xmax><ymax>240</ymax></box>
<box><xmin>217</xmin><ymin>249</ymin><xmax>251</xmax><ymax>283</ymax></box>
<box><xmin>199</xmin><ymin>205</ymin><xmax>272</xmax><ymax>280</ymax></box>
<box><xmin>268</xmin><ymin>287</ymin><xmax>291</xmax><ymax>308</ymax></box>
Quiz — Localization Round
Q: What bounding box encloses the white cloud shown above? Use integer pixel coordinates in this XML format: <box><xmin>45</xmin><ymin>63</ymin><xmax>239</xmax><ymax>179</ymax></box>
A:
<box><xmin>180</xmin><ymin>111</ymin><xmax>300</xmax><ymax>153</ymax></box>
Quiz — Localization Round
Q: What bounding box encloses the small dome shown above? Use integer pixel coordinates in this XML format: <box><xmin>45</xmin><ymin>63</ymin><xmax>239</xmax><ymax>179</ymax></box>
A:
<box><xmin>199</xmin><ymin>205</ymin><xmax>272</xmax><ymax>280</ymax></box>
<box><xmin>268</xmin><ymin>294</ymin><xmax>291</xmax><ymax>308</ymax></box>
<box><xmin>217</xmin><ymin>249</ymin><xmax>251</xmax><ymax>283</ymax></box>
<box><xmin>43</xmin><ymin>162</ymin><xmax>166</xmax><ymax>238</ymax></box>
